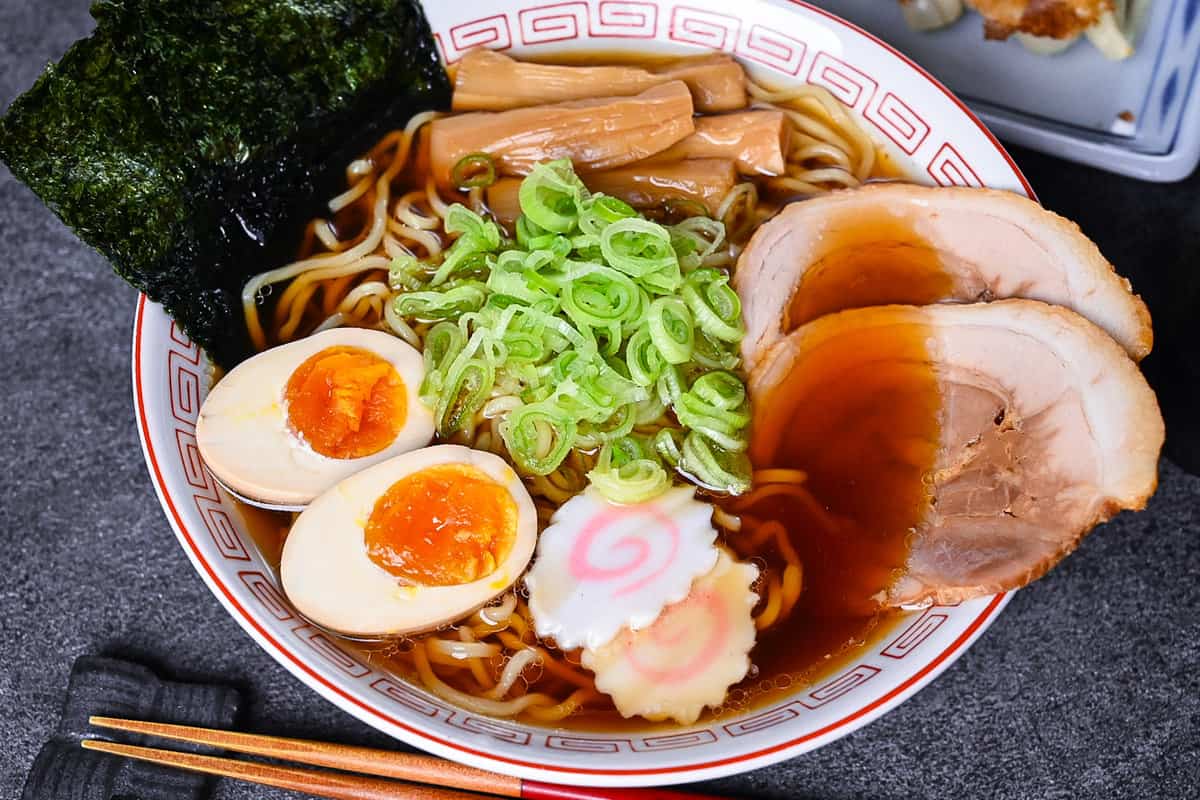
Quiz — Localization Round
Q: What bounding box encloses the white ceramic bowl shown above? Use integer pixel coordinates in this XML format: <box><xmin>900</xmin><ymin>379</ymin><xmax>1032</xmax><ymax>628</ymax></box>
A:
<box><xmin>133</xmin><ymin>0</ymin><xmax>1029</xmax><ymax>786</ymax></box>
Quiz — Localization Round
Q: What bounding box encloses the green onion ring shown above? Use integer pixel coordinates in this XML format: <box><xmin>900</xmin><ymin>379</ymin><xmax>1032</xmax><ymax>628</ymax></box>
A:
<box><xmin>451</xmin><ymin>153</ymin><xmax>497</xmax><ymax>189</ymax></box>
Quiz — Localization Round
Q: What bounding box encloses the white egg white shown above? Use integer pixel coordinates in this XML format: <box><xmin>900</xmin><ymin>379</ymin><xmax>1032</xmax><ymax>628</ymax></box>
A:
<box><xmin>280</xmin><ymin>444</ymin><xmax>537</xmax><ymax>638</ymax></box>
<box><xmin>196</xmin><ymin>328</ymin><xmax>434</xmax><ymax>507</ymax></box>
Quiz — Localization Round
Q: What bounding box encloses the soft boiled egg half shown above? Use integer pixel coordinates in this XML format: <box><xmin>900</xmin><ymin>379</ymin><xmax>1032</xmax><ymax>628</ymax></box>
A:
<box><xmin>281</xmin><ymin>445</ymin><xmax>538</xmax><ymax>637</ymax></box>
<box><xmin>196</xmin><ymin>328</ymin><xmax>434</xmax><ymax>508</ymax></box>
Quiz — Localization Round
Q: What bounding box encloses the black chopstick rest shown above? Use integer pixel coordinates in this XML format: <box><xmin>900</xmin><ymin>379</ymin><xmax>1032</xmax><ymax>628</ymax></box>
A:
<box><xmin>23</xmin><ymin>741</ymin><xmax>219</xmax><ymax>800</ymax></box>
<box><xmin>21</xmin><ymin>656</ymin><xmax>242</xmax><ymax>800</ymax></box>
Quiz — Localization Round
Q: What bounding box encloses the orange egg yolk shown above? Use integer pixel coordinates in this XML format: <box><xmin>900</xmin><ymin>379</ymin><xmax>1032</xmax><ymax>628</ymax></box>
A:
<box><xmin>364</xmin><ymin>464</ymin><xmax>518</xmax><ymax>586</ymax></box>
<box><xmin>284</xmin><ymin>346</ymin><xmax>406</xmax><ymax>460</ymax></box>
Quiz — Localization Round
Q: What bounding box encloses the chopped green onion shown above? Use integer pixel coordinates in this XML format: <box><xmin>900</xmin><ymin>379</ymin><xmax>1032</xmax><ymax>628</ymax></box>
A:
<box><xmin>519</xmin><ymin>159</ymin><xmax>589</xmax><ymax>233</ymax></box>
<box><xmin>385</xmin><ymin>159</ymin><xmax>752</xmax><ymax>500</ymax></box>
<box><xmin>653</xmin><ymin>428</ymin><xmax>685</xmax><ymax>468</ymax></box>
<box><xmin>588</xmin><ymin>436</ymin><xmax>671</xmax><ymax>504</ymax></box>
<box><xmin>422</xmin><ymin>321</ymin><xmax>464</xmax><ymax>373</ymax></box>
<box><xmin>647</xmin><ymin>297</ymin><xmax>695</xmax><ymax>365</ymax></box>
<box><xmin>431</xmin><ymin>205</ymin><xmax>502</xmax><ymax>285</ymax></box>
<box><xmin>625</xmin><ymin>327</ymin><xmax>664</xmax><ymax>387</ymax></box>
<box><xmin>445</xmin><ymin>204</ymin><xmax>501</xmax><ymax>246</ymax></box>
<box><xmin>680</xmin><ymin>431</ymin><xmax>752</xmax><ymax>494</ymax></box>
<box><xmin>435</xmin><ymin>344</ymin><xmax>495</xmax><ymax>436</ymax></box>
<box><xmin>633</xmin><ymin>391</ymin><xmax>667</xmax><ymax>426</ymax></box>
<box><xmin>692</xmin><ymin>330</ymin><xmax>741</xmax><ymax>370</ymax></box>
<box><xmin>561</xmin><ymin>264</ymin><xmax>641</xmax><ymax>335</ymax></box>
<box><xmin>682</xmin><ymin>268</ymin><xmax>744</xmax><ymax>342</ymax></box>
<box><xmin>501</xmin><ymin>401</ymin><xmax>577</xmax><ymax>475</ymax></box>
<box><xmin>675</xmin><ymin>371</ymin><xmax>750</xmax><ymax>452</ymax></box>
<box><xmin>393</xmin><ymin>281</ymin><xmax>487</xmax><ymax>321</ymax></box>
<box><xmin>579</xmin><ymin>195</ymin><xmax>637</xmax><ymax>235</ymax></box>
<box><xmin>656</xmin><ymin>364</ymin><xmax>686</xmax><ymax>407</ymax></box>
<box><xmin>599</xmin><ymin>217</ymin><xmax>681</xmax><ymax>290</ymax></box>
<box><xmin>388</xmin><ymin>254</ymin><xmax>424</xmax><ymax>291</ymax></box>
<box><xmin>515</xmin><ymin>214</ymin><xmax>548</xmax><ymax>248</ymax></box>
<box><xmin>675</xmin><ymin>400</ymin><xmax>748</xmax><ymax>448</ymax></box>
<box><xmin>672</xmin><ymin>216</ymin><xmax>726</xmax><ymax>260</ymax></box>
<box><xmin>450</xmin><ymin>153</ymin><xmax>497</xmax><ymax>189</ymax></box>
<box><xmin>575</xmin><ymin>404</ymin><xmax>637</xmax><ymax>450</ymax></box>
<box><xmin>690</xmin><ymin>370</ymin><xmax>746</xmax><ymax>410</ymax></box>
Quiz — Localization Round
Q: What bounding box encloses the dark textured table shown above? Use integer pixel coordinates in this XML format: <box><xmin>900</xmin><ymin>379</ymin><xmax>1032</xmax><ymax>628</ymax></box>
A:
<box><xmin>2</xmin><ymin>3</ymin><xmax>1198</xmax><ymax>798</ymax></box>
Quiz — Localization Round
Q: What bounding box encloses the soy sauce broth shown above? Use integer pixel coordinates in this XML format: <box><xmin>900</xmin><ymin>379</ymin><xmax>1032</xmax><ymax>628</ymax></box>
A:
<box><xmin>230</xmin><ymin>206</ymin><xmax>942</xmax><ymax>731</ymax></box>
<box><xmin>735</xmin><ymin>316</ymin><xmax>941</xmax><ymax>708</ymax></box>
<box><xmin>225</xmin><ymin>48</ymin><xmax>950</xmax><ymax>729</ymax></box>
<box><xmin>228</xmin><ymin>261</ymin><xmax>940</xmax><ymax>733</ymax></box>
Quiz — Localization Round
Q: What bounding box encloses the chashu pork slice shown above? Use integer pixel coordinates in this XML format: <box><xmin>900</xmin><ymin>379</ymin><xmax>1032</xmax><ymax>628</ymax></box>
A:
<box><xmin>749</xmin><ymin>299</ymin><xmax>1163</xmax><ymax>607</ymax></box>
<box><xmin>734</xmin><ymin>183</ymin><xmax>1152</xmax><ymax>371</ymax></box>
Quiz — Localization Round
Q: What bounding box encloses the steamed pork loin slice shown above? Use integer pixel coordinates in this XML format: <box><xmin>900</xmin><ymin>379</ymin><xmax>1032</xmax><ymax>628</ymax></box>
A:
<box><xmin>485</xmin><ymin>159</ymin><xmax>738</xmax><ymax>224</ymax></box>
<box><xmin>429</xmin><ymin>81</ymin><xmax>695</xmax><ymax>189</ymax></box>
<box><xmin>451</xmin><ymin>49</ymin><xmax>747</xmax><ymax>113</ymax></box>
<box><xmin>750</xmin><ymin>300</ymin><xmax>1163</xmax><ymax>607</ymax></box>
<box><xmin>734</xmin><ymin>183</ymin><xmax>1152</xmax><ymax>370</ymax></box>
<box><xmin>651</xmin><ymin>111</ymin><xmax>789</xmax><ymax>176</ymax></box>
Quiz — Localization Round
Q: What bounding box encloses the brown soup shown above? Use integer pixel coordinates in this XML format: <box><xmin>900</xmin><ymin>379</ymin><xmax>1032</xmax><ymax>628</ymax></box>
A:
<box><xmin>233</xmin><ymin>223</ymin><xmax>941</xmax><ymax>733</ymax></box>
<box><xmin>232</xmin><ymin>51</ymin><xmax>946</xmax><ymax>730</ymax></box>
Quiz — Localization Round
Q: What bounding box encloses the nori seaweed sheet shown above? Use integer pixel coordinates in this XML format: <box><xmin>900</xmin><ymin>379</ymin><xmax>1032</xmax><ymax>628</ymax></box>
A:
<box><xmin>0</xmin><ymin>0</ymin><xmax>451</xmax><ymax>367</ymax></box>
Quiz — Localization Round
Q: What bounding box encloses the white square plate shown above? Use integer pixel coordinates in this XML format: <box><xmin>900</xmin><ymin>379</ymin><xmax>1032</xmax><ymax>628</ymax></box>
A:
<box><xmin>821</xmin><ymin>0</ymin><xmax>1200</xmax><ymax>181</ymax></box>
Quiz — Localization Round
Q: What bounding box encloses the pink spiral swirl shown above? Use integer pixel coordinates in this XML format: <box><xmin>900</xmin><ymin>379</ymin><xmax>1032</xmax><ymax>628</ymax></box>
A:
<box><xmin>567</xmin><ymin>504</ymin><xmax>681</xmax><ymax>598</ymax></box>
<box><xmin>625</xmin><ymin>589</ymin><xmax>731</xmax><ymax>684</ymax></box>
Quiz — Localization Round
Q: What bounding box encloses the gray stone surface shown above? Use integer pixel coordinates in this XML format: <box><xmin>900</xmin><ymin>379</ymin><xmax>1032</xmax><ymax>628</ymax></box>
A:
<box><xmin>1</xmin><ymin>2</ymin><xmax>1197</xmax><ymax>798</ymax></box>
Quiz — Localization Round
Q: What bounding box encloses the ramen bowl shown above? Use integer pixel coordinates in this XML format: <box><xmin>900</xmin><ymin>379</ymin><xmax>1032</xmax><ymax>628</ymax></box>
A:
<box><xmin>134</xmin><ymin>0</ymin><xmax>1025</xmax><ymax>786</ymax></box>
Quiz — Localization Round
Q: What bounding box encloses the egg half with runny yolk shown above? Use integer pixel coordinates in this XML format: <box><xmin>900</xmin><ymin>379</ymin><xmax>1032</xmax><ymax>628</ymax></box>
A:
<box><xmin>280</xmin><ymin>444</ymin><xmax>538</xmax><ymax>637</ymax></box>
<box><xmin>196</xmin><ymin>328</ymin><xmax>434</xmax><ymax>507</ymax></box>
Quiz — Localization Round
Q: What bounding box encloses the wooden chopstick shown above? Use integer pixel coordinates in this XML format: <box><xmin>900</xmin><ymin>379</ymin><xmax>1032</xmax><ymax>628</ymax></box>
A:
<box><xmin>81</xmin><ymin>739</ymin><xmax>479</xmax><ymax>800</ymax></box>
<box><xmin>89</xmin><ymin>716</ymin><xmax>519</xmax><ymax>796</ymax></box>
<box><xmin>87</xmin><ymin>716</ymin><xmax>719</xmax><ymax>799</ymax></box>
